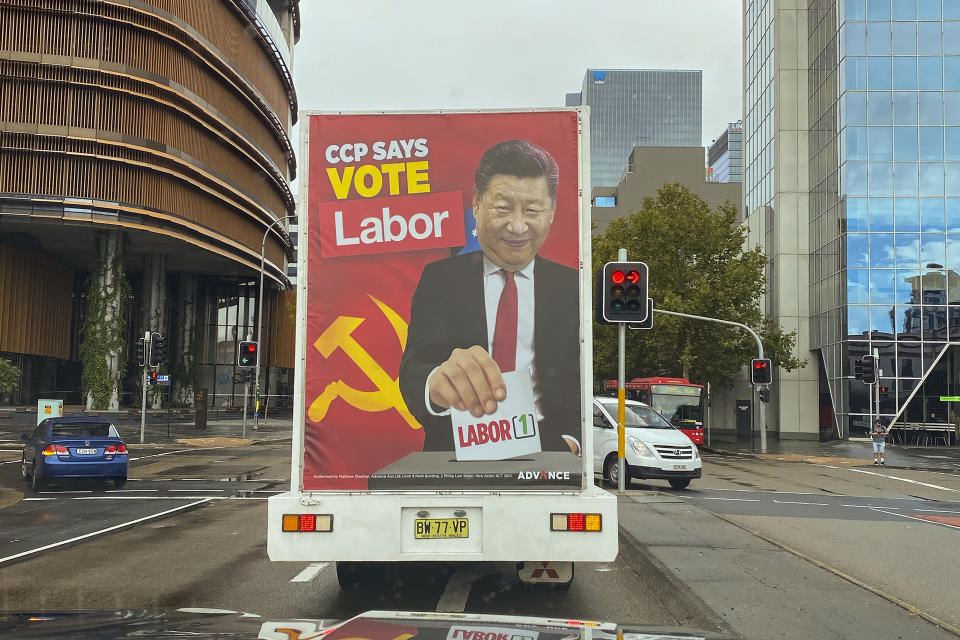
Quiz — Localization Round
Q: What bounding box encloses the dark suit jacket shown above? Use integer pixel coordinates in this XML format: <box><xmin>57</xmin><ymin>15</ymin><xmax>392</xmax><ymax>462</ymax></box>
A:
<box><xmin>399</xmin><ymin>251</ymin><xmax>581</xmax><ymax>452</ymax></box>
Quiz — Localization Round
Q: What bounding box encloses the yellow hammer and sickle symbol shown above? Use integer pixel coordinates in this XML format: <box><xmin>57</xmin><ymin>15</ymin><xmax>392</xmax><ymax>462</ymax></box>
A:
<box><xmin>308</xmin><ymin>295</ymin><xmax>421</xmax><ymax>429</ymax></box>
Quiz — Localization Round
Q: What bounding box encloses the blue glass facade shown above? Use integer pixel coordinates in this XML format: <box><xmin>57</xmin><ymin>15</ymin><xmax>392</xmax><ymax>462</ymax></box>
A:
<box><xmin>810</xmin><ymin>0</ymin><xmax>960</xmax><ymax>434</ymax></box>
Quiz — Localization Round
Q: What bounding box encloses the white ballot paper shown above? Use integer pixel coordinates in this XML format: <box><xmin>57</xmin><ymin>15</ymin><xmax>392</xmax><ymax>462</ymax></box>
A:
<box><xmin>449</xmin><ymin>368</ymin><xmax>542</xmax><ymax>461</ymax></box>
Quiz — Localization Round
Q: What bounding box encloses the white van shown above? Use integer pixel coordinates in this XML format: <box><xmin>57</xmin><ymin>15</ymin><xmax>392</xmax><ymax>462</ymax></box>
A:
<box><xmin>592</xmin><ymin>396</ymin><xmax>702</xmax><ymax>489</ymax></box>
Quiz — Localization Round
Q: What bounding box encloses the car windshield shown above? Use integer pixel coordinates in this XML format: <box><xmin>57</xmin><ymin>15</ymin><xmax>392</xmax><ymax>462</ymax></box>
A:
<box><xmin>50</xmin><ymin>424</ymin><xmax>111</xmax><ymax>438</ymax></box>
<box><xmin>600</xmin><ymin>402</ymin><xmax>675</xmax><ymax>429</ymax></box>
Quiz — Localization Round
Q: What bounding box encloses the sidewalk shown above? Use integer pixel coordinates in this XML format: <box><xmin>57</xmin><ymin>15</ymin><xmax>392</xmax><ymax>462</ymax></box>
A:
<box><xmin>617</xmin><ymin>493</ymin><xmax>958</xmax><ymax>640</ymax></box>
<box><xmin>702</xmin><ymin>436</ymin><xmax>960</xmax><ymax>472</ymax></box>
<box><xmin>0</xmin><ymin>407</ymin><xmax>292</xmax><ymax>447</ymax></box>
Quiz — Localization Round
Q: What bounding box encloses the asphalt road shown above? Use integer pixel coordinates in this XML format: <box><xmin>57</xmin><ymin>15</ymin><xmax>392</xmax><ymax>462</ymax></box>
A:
<box><xmin>0</xmin><ymin>443</ymin><xmax>700</xmax><ymax>629</ymax></box>
<box><xmin>652</xmin><ymin>453</ymin><xmax>960</xmax><ymax>634</ymax></box>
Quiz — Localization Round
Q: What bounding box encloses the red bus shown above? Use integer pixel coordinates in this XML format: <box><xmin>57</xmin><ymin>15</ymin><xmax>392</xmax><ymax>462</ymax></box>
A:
<box><xmin>603</xmin><ymin>377</ymin><xmax>705</xmax><ymax>444</ymax></box>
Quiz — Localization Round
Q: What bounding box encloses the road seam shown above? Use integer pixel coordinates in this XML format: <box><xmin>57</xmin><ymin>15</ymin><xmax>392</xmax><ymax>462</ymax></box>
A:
<box><xmin>702</xmin><ymin>506</ymin><xmax>960</xmax><ymax>638</ymax></box>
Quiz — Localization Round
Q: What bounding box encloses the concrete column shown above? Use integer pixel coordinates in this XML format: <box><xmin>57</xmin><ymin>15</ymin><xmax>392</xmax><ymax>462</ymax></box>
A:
<box><xmin>142</xmin><ymin>253</ymin><xmax>167</xmax><ymax>409</ymax></box>
<box><xmin>84</xmin><ymin>230</ymin><xmax>127</xmax><ymax>411</ymax></box>
<box><xmin>174</xmin><ymin>273</ymin><xmax>197</xmax><ymax>406</ymax></box>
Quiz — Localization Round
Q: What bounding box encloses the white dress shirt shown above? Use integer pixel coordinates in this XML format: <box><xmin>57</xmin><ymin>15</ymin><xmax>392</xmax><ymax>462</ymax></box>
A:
<box><xmin>425</xmin><ymin>255</ymin><xmax>542</xmax><ymax>417</ymax></box>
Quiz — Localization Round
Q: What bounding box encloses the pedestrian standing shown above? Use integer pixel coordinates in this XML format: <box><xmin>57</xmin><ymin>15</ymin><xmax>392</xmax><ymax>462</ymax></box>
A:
<box><xmin>871</xmin><ymin>419</ymin><xmax>887</xmax><ymax>466</ymax></box>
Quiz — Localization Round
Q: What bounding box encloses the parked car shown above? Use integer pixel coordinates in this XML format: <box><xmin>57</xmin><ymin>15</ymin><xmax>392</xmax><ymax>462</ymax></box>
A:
<box><xmin>20</xmin><ymin>417</ymin><xmax>128</xmax><ymax>490</ymax></box>
<box><xmin>593</xmin><ymin>397</ymin><xmax>702</xmax><ymax>489</ymax></box>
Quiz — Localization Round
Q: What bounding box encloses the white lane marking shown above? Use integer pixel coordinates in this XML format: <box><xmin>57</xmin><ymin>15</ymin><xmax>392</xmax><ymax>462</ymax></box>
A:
<box><xmin>841</xmin><ymin>504</ymin><xmax>899</xmax><ymax>509</ymax></box>
<box><xmin>436</xmin><ymin>566</ymin><xmax>486</xmax><ymax>613</ymax></box>
<box><xmin>870</xmin><ymin>507</ymin><xmax>960</xmax><ymax>531</ymax></box>
<box><xmin>129</xmin><ymin>447</ymin><xmax>226</xmax><ymax>462</ymax></box>
<box><xmin>0</xmin><ymin>460</ymin><xmax>20</xmax><ymax>465</ymax></box>
<box><xmin>0</xmin><ymin>499</ymin><xmax>212</xmax><ymax>565</ymax></box>
<box><xmin>702</xmin><ymin>497</ymin><xmax>760</xmax><ymax>502</ymax></box>
<box><xmin>38</xmin><ymin>490</ymin><xmax>92</xmax><ymax>494</ymax></box>
<box><xmin>22</xmin><ymin>498</ymin><xmax>55</xmax><ymax>501</ymax></box>
<box><xmin>106</xmin><ymin>489</ymin><xmax>159</xmax><ymax>493</ymax></box>
<box><xmin>773</xmin><ymin>500</ymin><xmax>830</xmax><ymax>506</ymax></box>
<box><xmin>72</xmin><ymin>496</ymin><xmax>227</xmax><ymax>500</ymax></box>
<box><xmin>169</xmin><ymin>489</ymin><xmax>223</xmax><ymax>493</ymax></box>
<box><xmin>913</xmin><ymin>508</ymin><xmax>960</xmax><ymax>514</ymax></box>
<box><xmin>845</xmin><ymin>467</ymin><xmax>960</xmax><ymax>493</ymax></box>
<box><xmin>290</xmin><ymin>563</ymin><xmax>329</xmax><ymax>583</ymax></box>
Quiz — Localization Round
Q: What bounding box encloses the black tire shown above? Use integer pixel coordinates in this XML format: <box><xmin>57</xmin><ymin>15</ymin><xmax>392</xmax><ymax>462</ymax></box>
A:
<box><xmin>603</xmin><ymin>455</ymin><xmax>629</xmax><ymax>487</ymax></box>
<box><xmin>668</xmin><ymin>478</ymin><xmax>691</xmax><ymax>490</ymax></box>
<box><xmin>336</xmin><ymin>562</ymin><xmax>364</xmax><ymax>590</ymax></box>
<box><xmin>114</xmin><ymin>477</ymin><xmax>127</xmax><ymax>489</ymax></box>
<box><xmin>31</xmin><ymin>465</ymin><xmax>44</xmax><ymax>491</ymax></box>
<box><xmin>20</xmin><ymin>454</ymin><xmax>29</xmax><ymax>480</ymax></box>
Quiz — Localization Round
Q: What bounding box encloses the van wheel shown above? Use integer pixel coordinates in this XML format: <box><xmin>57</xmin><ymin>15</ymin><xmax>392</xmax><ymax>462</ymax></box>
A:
<box><xmin>669</xmin><ymin>478</ymin><xmax>691</xmax><ymax>490</ymax></box>
<box><xmin>604</xmin><ymin>455</ymin><xmax>629</xmax><ymax>487</ymax></box>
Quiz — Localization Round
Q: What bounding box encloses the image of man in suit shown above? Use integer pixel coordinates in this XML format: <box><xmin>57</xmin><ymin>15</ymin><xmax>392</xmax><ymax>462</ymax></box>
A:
<box><xmin>399</xmin><ymin>139</ymin><xmax>580</xmax><ymax>453</ymax></box>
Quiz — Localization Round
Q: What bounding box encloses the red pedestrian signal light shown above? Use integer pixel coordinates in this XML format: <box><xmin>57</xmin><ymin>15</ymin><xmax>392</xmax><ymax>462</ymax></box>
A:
<box><xmin>750</xmin><ymin>358</ymin><xmax>772</xmax><ymax>385</ymax></box>
<box><xmin>238</xmin><ymin>341</ymin><xmax>259</xmax><ymax>368</ymax></box>
<box><xmin>598</xmin><ymin>261</ymin><xmax>649</xmax><ymax>324</ymax></box>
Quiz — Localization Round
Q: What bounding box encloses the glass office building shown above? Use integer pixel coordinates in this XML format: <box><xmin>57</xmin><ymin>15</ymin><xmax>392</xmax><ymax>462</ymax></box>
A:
<box><xmin>567</xmin><ymin>69</ymin><xmax>702</xmax><ymax>188</ymax></box>
<box><xmin>708</xmin><ymin>122</ymin><xmax>744</xmax><ymax>183</ymax></box>
<box><xmin>809</xmin><ymin>0</ymin><xmax>960</xmax><ymax>435</ymax></box>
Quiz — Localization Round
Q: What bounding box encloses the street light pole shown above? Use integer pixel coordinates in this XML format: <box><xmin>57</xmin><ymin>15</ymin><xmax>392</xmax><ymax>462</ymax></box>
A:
<box><xmin>254</xmin><ymin>215</ymin><xmax>295</xmax><ymax>431</ymax></box>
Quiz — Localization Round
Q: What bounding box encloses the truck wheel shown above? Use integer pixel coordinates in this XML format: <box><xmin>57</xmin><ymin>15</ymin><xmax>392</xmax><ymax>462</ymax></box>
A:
<box><xmin>604</xmin><ymin>455</ymin><xmax>629</xmax><ymax>487</ymax></box>
<box><xmin>336</xmin><ymin>562</ymin><xmax>363</xmax><ymax>589</ymax></box>
<box><xmin>668</xmin><ymin>478</ymin><xmax>691</xmax><ymax>490</ymax></box>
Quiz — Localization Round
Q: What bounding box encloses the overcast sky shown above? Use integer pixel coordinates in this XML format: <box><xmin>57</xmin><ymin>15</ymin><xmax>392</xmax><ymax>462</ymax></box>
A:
<box><xmin>292</xmin><ymin>0</ymin><xmax>743</xmax><ymax>150</ymax></box>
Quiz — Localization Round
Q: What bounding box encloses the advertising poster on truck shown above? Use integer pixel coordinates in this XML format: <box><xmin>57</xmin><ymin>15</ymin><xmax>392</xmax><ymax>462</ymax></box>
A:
<box><xmin>302</xmin><ymin>110</ymin><xmax>584</xmax><ymax>491</ymax></box>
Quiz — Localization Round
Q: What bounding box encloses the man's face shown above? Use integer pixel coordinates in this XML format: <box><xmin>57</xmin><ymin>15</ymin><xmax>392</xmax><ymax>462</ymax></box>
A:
<box><xmin>473</xmin><ymin>174</ymin><xmax>556</xmax><ymax>272</ymax></box>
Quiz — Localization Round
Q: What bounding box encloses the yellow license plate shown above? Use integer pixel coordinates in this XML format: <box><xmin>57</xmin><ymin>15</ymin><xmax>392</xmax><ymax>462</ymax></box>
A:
<box><xmin>414</xmin><ymin>518</ymin><xmax>469</xmax><ymax>539</ymax></box>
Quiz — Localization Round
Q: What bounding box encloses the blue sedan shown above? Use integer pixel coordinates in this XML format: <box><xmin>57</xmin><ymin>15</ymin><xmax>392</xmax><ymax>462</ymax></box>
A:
<box><xmin>20</xmin><ymin>417</ymin><xmax>129</xmax><ymax>490</ymax></box>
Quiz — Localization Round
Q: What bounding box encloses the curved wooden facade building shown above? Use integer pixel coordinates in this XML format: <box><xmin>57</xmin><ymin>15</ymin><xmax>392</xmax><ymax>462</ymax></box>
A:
<box><xmin>0</xmin><ymin>0</ymin><xmax>299</xmax><ymax>406</ymax></box>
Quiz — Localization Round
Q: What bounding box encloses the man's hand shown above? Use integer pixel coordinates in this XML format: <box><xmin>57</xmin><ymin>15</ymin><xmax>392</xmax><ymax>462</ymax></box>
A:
<box><xmin>429</xmin><ymin>346</ymin><xmax>506</xmax><ymax>417</ymax></box>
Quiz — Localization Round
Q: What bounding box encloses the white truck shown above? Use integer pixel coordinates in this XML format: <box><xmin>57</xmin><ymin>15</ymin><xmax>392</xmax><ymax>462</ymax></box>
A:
<box><xmin>267</xmin><ymin>108</ymin><xmax>617</xmax><ymax>588</ymax></box>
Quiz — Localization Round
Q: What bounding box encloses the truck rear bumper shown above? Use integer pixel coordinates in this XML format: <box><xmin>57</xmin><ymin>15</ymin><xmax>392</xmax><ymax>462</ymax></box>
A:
<box><xmin>267</xmin><ymin>485</ymin><xmax>618</xmax><ymax>563</ymax></box>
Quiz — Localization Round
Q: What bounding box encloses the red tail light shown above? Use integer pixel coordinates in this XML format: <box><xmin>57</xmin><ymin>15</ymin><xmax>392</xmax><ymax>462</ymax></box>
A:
<box><xmin>117</xmin><ymin>444</ymin><xmax>127</xmax><ymax>454</ymax></box>
<box><xmin>105</xmin><ymin>444</ymin><xmax>127</xmax><ymax>454</ymax></box>
<box><xmin>43</xmin><ymin>445</ymin><xmax>68</xmax><ymax>456</ymax></box>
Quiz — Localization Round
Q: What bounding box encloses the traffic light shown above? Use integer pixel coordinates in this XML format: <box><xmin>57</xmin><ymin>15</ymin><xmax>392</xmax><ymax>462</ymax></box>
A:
<box><xmin>151</xmin><ymin>332</ymin><xmax>167</xmax><ymax>365</ymax></box>
<box><xmin>148</xmin><ymin>370</ymin><xmax>159</xmax><ymax>386</ymax></box>
<box><xmin>862</xmin><ymin>354</ymin><xmax>877</xmax><ymax>384</ymax></box>
<box><xmin>136</xmin><ymin>338</ymin><xmax>146</xmax><ymax>367</ymax></box>
<box><xmin>750</xmin><ymin>358</ymin><xmax>773</xmax><ymax>385</ymax></box>
<box><xmin>759</xmin><ymin>387</ymin><xmax>770</xmax><ymax>403</ymax></box>
<box><xmin>598</xmin><ymin>261</ymin><xmax>648</xmax><ymax>324</ymax></box>
<box><xmin>628</xmin><ymin>298</ymin><xmax>655</xmax><ymax>330</ymax></box>
<box><xmin>238</xmin><ymin>340</ymin><xmax>259</xmax><ymax>367</ymax></box>
<box><xmin>854</xmin><ymin>357</ymin><xmax>864</xmax><ymax>380</ymax></box>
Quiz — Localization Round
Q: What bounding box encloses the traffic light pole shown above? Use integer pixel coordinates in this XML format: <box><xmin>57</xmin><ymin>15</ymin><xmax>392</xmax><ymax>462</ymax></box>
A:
<box><xmin>140</xmin><ymin>331</ymin><xmax>150</xmax><ymax>444</ymax></box>
<box><xmin>255</xmin><ymin>215</ymin><xmax>295</xmax><ymax>432</ymax></box>
<box><xmin>617</xmin><ymin>247</ymin><xmax>628</xmax><ymax>494</ymax></box>
<box><xmin>654</xmin><ymin>308</ymin><xmax>768</xmax><ymax>453</ymax></box>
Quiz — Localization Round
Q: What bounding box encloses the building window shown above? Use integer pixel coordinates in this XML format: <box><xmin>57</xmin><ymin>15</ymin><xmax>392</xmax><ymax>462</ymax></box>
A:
<box><xmin>594</xmin><ymin>196</ymin><xmax>617</xmax><ymax>207</ymax></box>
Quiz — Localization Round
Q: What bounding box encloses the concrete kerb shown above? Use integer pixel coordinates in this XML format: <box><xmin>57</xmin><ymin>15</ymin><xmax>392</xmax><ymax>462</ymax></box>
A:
<box><xmin>616</xmin><ymin>495</ymin><xmax>738</xmax><ymax>638</ymax></box>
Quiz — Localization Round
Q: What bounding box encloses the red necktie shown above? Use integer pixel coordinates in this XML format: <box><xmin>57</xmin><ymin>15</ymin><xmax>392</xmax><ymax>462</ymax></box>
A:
<box><xmin>493</xmin><ymin>271</ymin><xmax>518</xmax><ymax>373</ymax></box>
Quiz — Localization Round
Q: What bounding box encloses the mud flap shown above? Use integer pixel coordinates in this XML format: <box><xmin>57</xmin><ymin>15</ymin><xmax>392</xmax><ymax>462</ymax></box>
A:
<box><xmin>516</xmin><ymin>561</ymin><xmax>574</xmax><ymax>584</ymax></box>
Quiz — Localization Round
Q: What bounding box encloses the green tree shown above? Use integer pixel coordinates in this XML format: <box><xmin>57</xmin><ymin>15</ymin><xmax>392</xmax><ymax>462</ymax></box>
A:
<box><xmin>0</xmin><ymin>357</ymin><xmax>22</xmax><ymax>400</ymax></box>
<box><xmin>593</xmin><ymin>183</ymin><xmax>806</xmax><ymax>389</ymax></box>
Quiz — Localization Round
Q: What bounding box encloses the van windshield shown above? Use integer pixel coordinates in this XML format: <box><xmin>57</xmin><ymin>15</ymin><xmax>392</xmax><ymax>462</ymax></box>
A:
<box><xmin>599</xmin><ymin>402</ymin><xmax>674</xmax><ymax>429</ymax></box>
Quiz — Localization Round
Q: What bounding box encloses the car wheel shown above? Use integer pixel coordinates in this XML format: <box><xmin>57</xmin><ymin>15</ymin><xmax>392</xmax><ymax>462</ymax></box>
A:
<box><xmin>114</xmin><ymin>477</ymin><xmax>127</xmax><ymax>489</ymax></box>
<box><xmin>20</xmin><ymin>454</ymin><xmax>29</xmax><ymax>480</ymax></box>
<box><xmin>31</xmin><ymin>465</ymin><xmax>44</xmax><ymax>491</ymax></box>
<box><xmin>603</xmin><ymin>455</ymin><xmax>629</xmax><ymax>487</ymax></box>
<box><xmin>668</xmin><ymin>478</ymin><xmax>691</xmax><ymax>490</ymax></box>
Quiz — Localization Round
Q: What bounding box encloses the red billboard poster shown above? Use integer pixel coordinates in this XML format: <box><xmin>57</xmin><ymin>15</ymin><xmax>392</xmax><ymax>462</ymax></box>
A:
<box><xmin>303</xmin><ymin>110</ymin><xmax>583</xmax><ymax>490</ymax></box>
